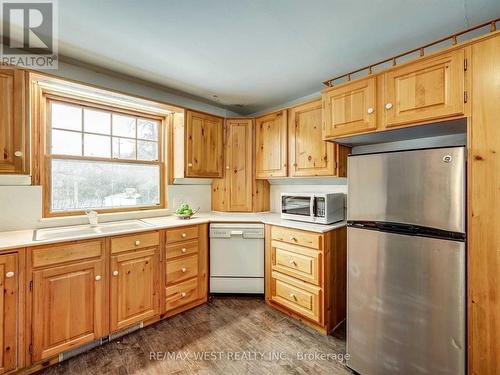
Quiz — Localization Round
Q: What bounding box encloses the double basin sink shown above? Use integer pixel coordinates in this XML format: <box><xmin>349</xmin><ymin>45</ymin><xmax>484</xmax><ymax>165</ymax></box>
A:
<box><xmin>34</xmin><ymin>220</ymin><xmax>154</xmax><ymax>241</ymax></box>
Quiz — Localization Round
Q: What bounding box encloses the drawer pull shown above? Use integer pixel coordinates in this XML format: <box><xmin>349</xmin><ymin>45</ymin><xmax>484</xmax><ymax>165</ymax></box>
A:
<box><xmin>5</xmin><ymin>271</ymin><xmax>14</xmax><ymax>278</ymax></box>
<box><xmin>289</xmin><ymin>236</ymin><xmax>297</xmax><ymax>241</ymax></box>
<box><xmin>385</xmin><ymin>103</ymin><xmax>393</xmax><ymax>110</ymax></box>
<box><xmin>181</xmin><ymin>267</ymin><xmax>187</xmax><ymax>273</ymax></box>
<box><xmin>367</xmin><ymin>107</ymin><xmax>374</xmax><ymax>114</ymax></box>
<box><xmin>113</xmin><ymin>271</ymin><xmax>119</xmax><ymax>276</ymax></box>
<box><xmin>289</xmin><ymin>293</ymin><xmax>296</xmax><ymax>300</ymax></box>
<box><xmin>181</xmin><ymin>248</ymin><xmax>187</xmax><ymax>253</ymax></box>
<box><xmin>95</xmin><ymin>275</ymin><xmax>102</xmax><ymax>281</ymax></box>
<box><xmin>289</xmin><ymin>259</ymin><xmax>296</xmax><ymax>266</ymax></box>
<box><xmin>135</xmin><ymin>240</ymin><xmax>141</xmax><ymax>246</ymax></box>
<box><xmin>181</xmin><ymin>233</ymin><xmax>187</xmax><ymax>238</ymax></box>
<box><xmin>180</xmin><ymin>292</ymin><xmax>187</xmax><ymax>298</ymax></box>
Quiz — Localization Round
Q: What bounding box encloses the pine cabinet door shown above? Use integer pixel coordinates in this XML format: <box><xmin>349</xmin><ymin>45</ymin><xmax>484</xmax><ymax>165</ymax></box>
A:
<box><xmin>0</xmin><ymin>254</ymin><xmax>18</xmax><ymax>373</ymax></box>
<box><xmin>185</xmin><ymin>110</ymin><xmax>223</xmax><ymax>177</ymax></box>
<box><xmin>383</xmin><ymin>49</ymin><xmax>465</xmax><ymax>128</ymax></box>
<box><xmin>255</xmin><ymin>110</ymin><xmax>287</xmax><ymax>178</ymax></box>
<box><xmin>322</xmin><ymin>77</ymin><xmax>377</xmax><ymax>139</ymax></box>
<box><xmin>0</xmin><ymin>69</ymin><xmax>27</xmax><ymax>174</ymax></box>
<box><xmin>31</xmin><ymin>259</ymin><xmax>106</xmax><ymax>361</ymax></box>
<box><xmin>110</xmin><ymin>248</ymin><xmax>160</xmax><ymax>332</ymax></box>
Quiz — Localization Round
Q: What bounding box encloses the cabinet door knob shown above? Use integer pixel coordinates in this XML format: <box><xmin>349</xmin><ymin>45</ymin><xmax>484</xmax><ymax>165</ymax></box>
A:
<box><xmin>95</xmin><ymin>275</ymin><xmax>102</xmax><ymax>281</ymax></box>
<box><xmin>385</xmin><ymin>103</ymin><xmax>393</xmax><ymax>110</ymax></box>
<box><xmin>180</xmin><ymin>292</ymin><xmax>187</xmax><ymax>298</ymax></box>
<box><xmin>289</xmin><ymin>293</ymin><xmax>296</xmax><ymax>299</ymax></box>
<box><xmin>181</xmin><ymin>248</ymin><xmax>187</xmax><ymax>253</ymax></box>
<box><xmin>226</xmin><ymin>165</ymin><xmax>230</xmax><ymax>169</ymax></box>
<box><xmin>5</xmin><ymin>271</ymin><xmax>14</xmax><ymax>278</ymax></box>
<box><xmin>181</xmin><ymin>267</ymin><xmax>187</xmax><ymax>273</ymax></box>
<box><xmin>14</xmin><ymin>151</ymin><xmax>23</xmax><ymax>157</ymax></box>
<box><xmin>367</xmin><ymin>107</ymin><xmax>374</xmax><ymax>114</ymax></box>
<box><xmin>188</xmin><ymin>163</ymin><xmax>193</xmax><ymax>167</ymax></box>
<box><xmin>181</xmin><ymin>233</ymin><xmax>187</xmax><ymax>238</ymax></box>
<box><xmin>135</xmin><ymin>240</ymin><xmax>141</xmax><ymax>246</ymax></box>
<box><xmin>113</xmin><ymin>271</ymin><xmax>119</xmax><ymax>276</ymax></box>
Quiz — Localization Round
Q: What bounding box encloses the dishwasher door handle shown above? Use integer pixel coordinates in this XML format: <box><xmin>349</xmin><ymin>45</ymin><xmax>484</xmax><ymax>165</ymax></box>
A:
<box><xmin>230</xmin><ymin>230</ymin><xmax>244</xmax><ymax>236</ymax></box>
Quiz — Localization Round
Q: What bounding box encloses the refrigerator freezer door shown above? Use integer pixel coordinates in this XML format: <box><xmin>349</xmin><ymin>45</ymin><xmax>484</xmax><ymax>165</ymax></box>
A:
<box><xmin>347</xmin><ymin>227</ymin><xmax>465</xmax><ymax>375</ymax></box>
<box><xmin>347</xmin><ymin>147</ymin><xmax>465</xmax><ymax>233</ymax></box>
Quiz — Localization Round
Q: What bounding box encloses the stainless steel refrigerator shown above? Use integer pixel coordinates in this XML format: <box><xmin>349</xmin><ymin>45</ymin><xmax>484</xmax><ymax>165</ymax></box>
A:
<box><xmin>347</xmin><ymin>146</ymin><xmax>466</xmax><ymax>375</ymax></box>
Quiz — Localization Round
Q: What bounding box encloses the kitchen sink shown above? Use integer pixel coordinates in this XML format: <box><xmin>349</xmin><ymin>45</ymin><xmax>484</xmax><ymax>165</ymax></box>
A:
<box><xmin>34</xmin><ymin>220</ymin><xmax>153</xmax><ymax>241</ymax></box>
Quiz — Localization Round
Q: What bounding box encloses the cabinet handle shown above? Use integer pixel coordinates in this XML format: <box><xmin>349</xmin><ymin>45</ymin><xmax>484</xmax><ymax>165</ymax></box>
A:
<box><xmin>180</xmin><ymin>292</ymin><xmax>187</xmax><ymax>298</ymax></box>
<box><xmin>289</xmin><ymin>236</ymin><xmax>297</xmax><ymax>241</ymax></box>
<box><xmin>289</xmin><ymin>259</ymin><xmax>296</xmax><ymax>266</ymax></box>
<box><xmin>226</xmin><ymin>165</ymin><xmax>230</xmax><ymax>169</ymax></box>
<box><xmin>135</xmin><ymin>240</ymin><xmax>141</xmax><ymax>246</ymax></box>
<box><xmin>95</xmin><ymin>275</ymin><xmax>102</xmax><ymax>281</ymax></box>
<box><xmin>181</xmin><ymin>267</ymin><xmax>187</xmax><ymax>273</ymax></box>
<box><xmin>181</xmin><ymin>248</ymin><xmax>187</xmax><ymax>253</ymax></box>
<box><xmin>385</xmin><ymin>103</ymin><xmax>393</xmax><ymax>110</ymax></box>
<box><xmin>14</xmin><ymin>151</ymin><xmax>23</xmax><ymax>157</ymax></box>
<box><xmin>289</xmin><ymin>293</ymin><xmax>296</xmax><ymax>300</ymax></box>
<box><xmin>113</xmin><ymin>271</ymin><xmax>119</xmax><ymax>276</ymax></box>
<box><xmin>181</xmin><ymin>233</ymin><xmax>187</xmax><ymax>238</ymax></box>
<box><xmin>367</xmin><ymin>107</ymin><xmax>374</xmax><ymax>114</ymax></box>
<box><xmin>5</xmin><ymin>271</ymin><xmax>14</xmax><ymax>278</ymax></box>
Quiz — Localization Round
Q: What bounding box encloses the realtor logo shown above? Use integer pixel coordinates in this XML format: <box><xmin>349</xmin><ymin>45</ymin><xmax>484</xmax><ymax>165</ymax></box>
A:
<box><xmin>1</xmin><ymin>0</ymin><xmax>58</xmax><ymax>69</ymax></box>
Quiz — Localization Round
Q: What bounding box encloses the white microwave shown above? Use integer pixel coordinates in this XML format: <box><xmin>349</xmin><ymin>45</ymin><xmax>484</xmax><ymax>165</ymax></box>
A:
<box><xmin>281</xmin><ymin>192</ymin><xmax>345</xmax><ymax>224</ymax></box>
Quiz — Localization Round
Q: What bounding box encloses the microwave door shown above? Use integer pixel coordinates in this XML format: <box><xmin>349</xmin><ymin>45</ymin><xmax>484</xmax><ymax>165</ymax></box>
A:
<box><xmin>281</xmin><ymin>195</ymin><xmax>314</xmax><ymax>222</ymax></box>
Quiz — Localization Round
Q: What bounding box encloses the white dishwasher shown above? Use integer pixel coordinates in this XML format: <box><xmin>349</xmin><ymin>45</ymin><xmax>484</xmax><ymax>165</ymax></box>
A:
<box><xmin>209</xmin><ymin>223</ymin><xmax>264</xmax><ymax>294</ymax></box>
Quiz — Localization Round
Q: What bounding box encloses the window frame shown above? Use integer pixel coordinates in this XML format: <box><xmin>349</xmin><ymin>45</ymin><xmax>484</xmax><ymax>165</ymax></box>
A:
<box><xmin>35</xmin><ymin>89</ymin><xmax>168</xmax><ymax>217</ymax></box>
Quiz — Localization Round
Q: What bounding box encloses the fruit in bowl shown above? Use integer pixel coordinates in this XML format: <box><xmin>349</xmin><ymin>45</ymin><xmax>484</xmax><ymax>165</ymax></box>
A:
<box><xmin>175</xmin><ymin>203</ymin><xmax>198</xmax><ymax>219</ymax></box>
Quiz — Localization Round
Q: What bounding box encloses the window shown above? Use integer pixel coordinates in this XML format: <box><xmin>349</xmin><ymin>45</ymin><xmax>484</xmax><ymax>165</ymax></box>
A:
<box><xmin>44</xmin><ymin>98</ymin><xmax>165</xmax><ymax>215</ymax></box>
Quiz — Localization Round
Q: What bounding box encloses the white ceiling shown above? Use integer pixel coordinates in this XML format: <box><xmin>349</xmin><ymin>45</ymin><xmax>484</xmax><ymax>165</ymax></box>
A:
<box><xmin>58</xmin><ymin>0</ymin><xmax>500</xmax><ymax>115</ymax></box>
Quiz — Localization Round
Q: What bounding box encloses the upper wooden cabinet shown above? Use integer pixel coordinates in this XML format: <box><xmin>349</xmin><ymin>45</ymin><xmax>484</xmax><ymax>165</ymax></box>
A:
<box><xmin>255</xmin><ymin>110</ymin><xmax>288</xmax><ymax>179</ymax></box>
<box><xmin>185</xmin><ymin>110</ymin><xmax>223</xmax><ymax>178</ymax></box>
<box><xmin>383</xmin><ymin>49</ymin><xmax>465</xmax><ymax>128</ymax></box>
<box><xmin>0</xmin><ymin>68</ymin><xmax>28</xmax><ymax>174</ymax></box>
<box><xmin>289</xmin><ymin>99</ymin><xmax>347</xmax><ymax>177</ymax></box>
<box><xmin>322</xmin><ymin>77</ymin><xmax>377</xmax><ymax>139</ymax></box>
<box><xmin>0</xmin><ymin>253</ymin><xmax>18</xmax><ymax>374</ymax></box>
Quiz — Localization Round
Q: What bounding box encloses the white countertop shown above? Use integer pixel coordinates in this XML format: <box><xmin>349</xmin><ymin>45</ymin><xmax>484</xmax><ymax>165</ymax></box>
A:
<box><xmin>0</xmin><ymin>212</ymin><xmax>346</xmax><ymax>251</ymax></box>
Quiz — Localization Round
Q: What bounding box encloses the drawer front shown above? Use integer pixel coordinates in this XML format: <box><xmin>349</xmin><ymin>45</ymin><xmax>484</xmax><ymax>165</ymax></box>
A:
<box><xmin>271</xmin><ymin>271</ymin><xmax>321</xmax><ymax>323</ymax></box>
<box><xmin>272</xmin><ymin>240</ymin><xmax>320</xmax><ymax>285</ymax></box>
<box><xmin>165</xmin><ymin>277</ymin><xmax>199</xmax><ymax>311</ymax></box>
<box><xmin>166</xmin><ymin>240</ymin><xmax>198</xmax><ymax>260</ymax></box>
<box><xmin>271</xmin><ymin>226</ymin><xmax>321</xmax><ymax>249</ymax></box>
<box><xmin>166</xmin><ymin>254</ymin><xmax>198</xmax><ymax>285</ymax></box>
<box><xmin>32</xmin><ymin>240</ymin><xmax>103</xmax><ymax>268</ymax></box>
<box><xmin>110</xmin><ymin>231</ymin><xmax>160</xmax><ymax>254</ymax></box>
<box><xmin>166</xmin><ymin>226</ymin><xmax>199</xmax><ymax>244</ymax></box>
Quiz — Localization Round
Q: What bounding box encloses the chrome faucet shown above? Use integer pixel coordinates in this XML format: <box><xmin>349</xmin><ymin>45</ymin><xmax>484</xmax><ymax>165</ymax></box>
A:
<box><xmin>85</xmin><ymin>209</ymin><xmax>99</xmax><ymax>226</ymax></box>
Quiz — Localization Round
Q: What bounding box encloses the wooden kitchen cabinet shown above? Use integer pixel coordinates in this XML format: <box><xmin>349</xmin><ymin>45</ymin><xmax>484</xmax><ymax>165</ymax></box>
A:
<box><xmin>29</xmin><ymin>240</ymin><xmax>106</xmax><ymax>362</ymax></box>
<box><xmin>110</xmin><ymin>246</ymin><xmax>160</xmax><ymax>332</ymax></box>
<box><xmin>185</xmin><ymin>110</ymin><xmax>223</xmax><ymax>178</ymax></box>
<box><xmin>255</xmin><ymin>110</ymin><xmax>288</xmax><ymax>178</ymax></box>
<box><xmin>322</xmin><ymin>77</ymin><xmax>377</xmax><ymax>139</ymax></box>
<box><xmin>212</xmin><ymin>119</ymin><xmax>270</xmax><ymax>212</ymax></box>
<box><xmin>289</xmin><ymin>99</ymin><xmax>349</xmax><ymax>177</ymax></box>
<box><xmin>382</xmin><ymin>48</ymin><xmax>465</xmax><ymax>128</ymax></box>
<box><xmin>0</xmin><ymin>253</ymin><xmax>18</xmax><ymax>374</ymax></box>
<box><xmin>0</xmin><ymin>68</ymin><xmax>29</xmax><ymax>174</ymax></box>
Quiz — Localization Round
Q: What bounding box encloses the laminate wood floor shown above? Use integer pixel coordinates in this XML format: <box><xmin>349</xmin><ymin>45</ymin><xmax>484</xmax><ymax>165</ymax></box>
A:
<box><xmin>37</xmin><ymin>296</ymin><xmax>352</xmax><ymax>375</ymax></box>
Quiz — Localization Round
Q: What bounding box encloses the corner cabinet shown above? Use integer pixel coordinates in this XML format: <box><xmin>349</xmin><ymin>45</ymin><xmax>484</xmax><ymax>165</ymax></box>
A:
<box><xmin>289</xmin><ymin>100</ymin><xmax>348</xmax><ymax>177</ymax></box>
<box><xmin>185</xmin><ymin>110</ymin><xmax>223</xmax><ymax>178</ymax></box>
<box><xmin>0</xmin><ymin>68</ymin><xmax>29</xmax><ymax>174</ymax></box>
<box><xmin>255</xmin><ymin>110</ymin><xmax>288</xmax><ymax>178</ymax></box>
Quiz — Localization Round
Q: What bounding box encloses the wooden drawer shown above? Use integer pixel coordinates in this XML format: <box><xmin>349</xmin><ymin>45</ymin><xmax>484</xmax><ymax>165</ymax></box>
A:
<box><xmin>270</xmin><ymin>271</ymin><xmax>321</xmax><ymax>323</ymax></box>
<box><xmin>166</xmin><ymin>226</ymin><xmax>199</xmax><ymax>244</ymax></box>
<box><xmin>31</xmin><ymin>240</ymin><xmax>103</xmax><ymax>268</ymax></box>
<box><xmin>110</xmin><ymin>231</ymin><xmax>160</xmax><ymax>254</ymax></box>
<box><xmin>271</xmin><ymin>226</ymin><xmax>321</xmax><ymax>249</ymax></box>
<box><xmin>166</xmin><ymin>240</ymin><xmax>198</xmax><ymax>260</ymax></box>
<box><xmin>165</xmin><ymin>277</ymin><xmax>199</xmax><ymax>311</ymax></box>
<box><xmin>271</xmin><ymin>240</ymin><xmax>321</xmax><ymax>285</ymax></box>
<box><xmin>166</xmin><ymin>254</ymin><xmax>198</xmax><ymax>285</ymax></box>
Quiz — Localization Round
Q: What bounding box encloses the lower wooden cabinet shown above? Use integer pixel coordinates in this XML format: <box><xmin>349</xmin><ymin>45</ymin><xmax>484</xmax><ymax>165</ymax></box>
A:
<box><xmin>0</xmin><ymin>253</ymin><xmax>19</xmax><ymax>374</ymax></box>
<box><xmin>30</xmin><ymin>241</ymin><xmax>106</xmax><ymax>362</ymax></box>
<box><xmin>265</xmin><ymin>225</ymin><xmax>346</xmax><ymax>333</ymax></box>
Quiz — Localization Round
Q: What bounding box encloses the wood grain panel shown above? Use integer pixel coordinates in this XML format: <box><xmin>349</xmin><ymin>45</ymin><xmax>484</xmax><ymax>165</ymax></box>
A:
<box><xmin>32</xmin><ymin>240</ymin><xmax>103</xmax><ymax>268</ymax></box>
<box><xmin>272</xmin><ymin>240</ymin><xmax>321</xmax><ymax>285</ymax></box>
<box><xmin>0</xmin><ymin>254</ymin><xmax>18</xmax><ymax>373</ymax></box>
<box><xmin>165</xmin><ymin>277</ymin><xmax>198</xmax><ymax>312</ymax></box>
<box><xmin>166</xmin><ymin>226</ymin><xmax>198</xmax><ymax>244</ymax></box>
<box><xmin>166</xmin><ymin>254</ymin><xmax>198</xmax><ymax>285</ymax></box>
<box><xmin>271</xmin><ymin>226</ymin><xmax>321</xmax><ymax>250</ymax></box>
<box><xmin>255</xmin><ymin>110</ymin><xmax>287</xmax><ymax>178</ymax></box>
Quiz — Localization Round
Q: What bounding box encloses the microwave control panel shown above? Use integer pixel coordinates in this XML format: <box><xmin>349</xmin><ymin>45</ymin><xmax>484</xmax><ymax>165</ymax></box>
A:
<box><xmin>315</xmin><ymin>197</ymin><xmax>325</xmax><ymax>218</ymax></box>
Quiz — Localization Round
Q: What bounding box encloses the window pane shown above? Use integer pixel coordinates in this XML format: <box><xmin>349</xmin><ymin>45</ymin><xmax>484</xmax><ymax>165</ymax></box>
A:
<box><xmin>113</xmin><ymin>137</ymin><xmax>136</xmax><ymax>159</ymax></box>
<box><xmin>51</xmin><ymin>102</ymin><xmax>82</xmax><ymax>131</ymax></box>
<box><xmin>137</xmin><ymin>140</ymin><xmax>158</xmax><ymax>161</ymax></box>
<box><xmin>113</xmin><ymin>114</ymin><xmax>136</xmax><ymax>138</ymax></box>
<box><xmin>84</xmin><ymin>109</ymin><xmax>111</xmax><ymax>134</ymax></box>
<box><xmin>84</xmin><ymin>134</ymin><xmax>111</xmax><ymax>158</ymax></box>
<box><xmin>137</xmin><ymin>119</ymin><xmax>158</xmax><ymax>141</ymax></box>
<box><xmin>52</xmin><ymin>129</ymin><xmax>82</xmax><ymax>156</ymax></box>
<box><xmin>51</xmin><ymin>159</ymin><xmax>160</xmax><ymax>212</ymax></box>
